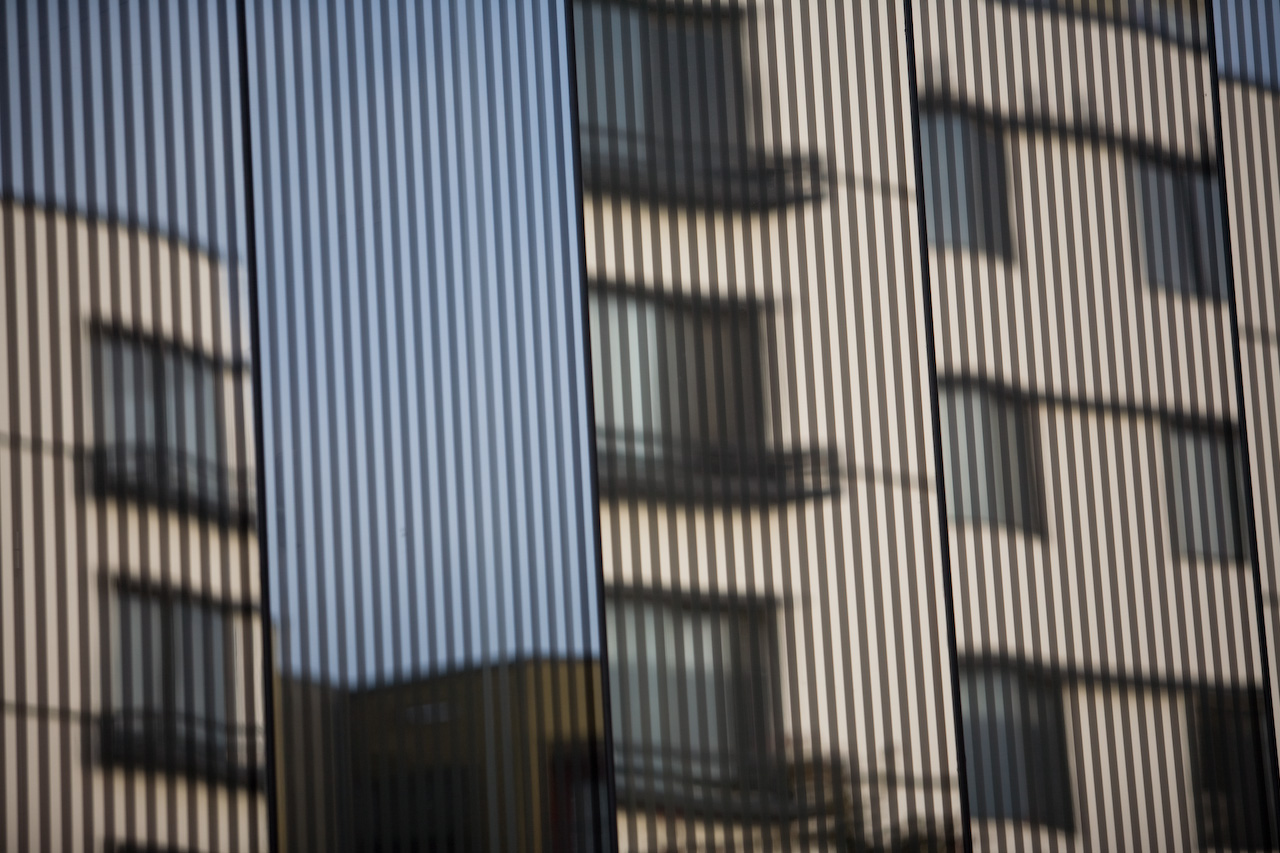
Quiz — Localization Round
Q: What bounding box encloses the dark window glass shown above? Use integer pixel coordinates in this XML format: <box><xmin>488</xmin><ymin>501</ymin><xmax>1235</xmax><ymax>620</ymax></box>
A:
<box><xmin>574</xmin><ymin>1</ymin><xmax>748</xmax><ymax>174</ymax></box>
<box><xmin>589</xmin><ymin>288</ymin><xmax>763</xmax><ymax>460</ymax></box>
<box><xmin>1195</xmin><ymin>687</ymin><xmax>1280</xmax><ymax>851</ymax></box>
<box><xmin>106</xmin><ymin>587</ymin><xmax>261</xmax><ymax>784</ymax></box>
<box><xmin>1167</xmin><ymin>424</ymin><xmax>1248</xmax><ymax>562</ymax></box>
<box><xmin>588</xmin><ymin>288</ymin><xmax>836</xmax><ymax>503</ymax></box>
<box><xmin>920</xmin><ymin>108</ymin><xmax>1012</xmax><ymax>258</ymax></box>
<box><xmin>940</xmin><ymin>382</ymin><xmax>1043</xmax><ymax>533</ymax></box>
<box><xmin>95</xmin><ymin>333</ymin><xmax>251</xmax><ymax>522</ymax></box>
<box><xmin>1134</xmin><ymin>159</ymin><xmax>1229</xmax><ymax>299</ymax></box>
<box><xmin>605</xmin><ymin>590</ymin><xmax>779</xmax><ymax>808</ymax></box>
<box><xmin>960</xmin><ymin>664</ymin><xmax>1073</xmax><ymax>829</ymax></box>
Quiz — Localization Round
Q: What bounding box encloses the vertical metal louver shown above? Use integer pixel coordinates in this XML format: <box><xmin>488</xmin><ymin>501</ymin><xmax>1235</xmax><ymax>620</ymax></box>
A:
<box><xmin>574</xmin><ymin>2</ymin><xmax>965</xmax><ymax>849</ymax></box>
<box><xmin>911</xmin><ymin>0</ymin><xmax>1280</xmax><ymax>848</ymax></box>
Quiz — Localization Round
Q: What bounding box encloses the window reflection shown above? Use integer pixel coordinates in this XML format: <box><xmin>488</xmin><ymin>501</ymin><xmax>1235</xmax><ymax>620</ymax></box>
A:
<box><xmin>959</xmin><ymin>663</ymin><xmax>1073</xmax><ymax>830</ymax></box>
<box><xmin>605</xmin><ymin>589</ymin><xmax>780</xmax><ymax>808</ymax></box>
<box><xmin>94</xmin><ymin>329</ymin><xmax>254</xmax><ymax>524</ymax></box>
<box><xmin>1167</xmin><ymin>423</ymin><xmax>1248</xmax><ymax>562</ymax></box>
<box><xmin>920</xmin><ymin>107</ymin><xmax>1013</xmax><ymax>259</ymax></box>
<box><xmin>574</xmin><ymin>0</ymin><xmax>817</xmax><ymax>206</ymax></box>
<box><xmin>1134</xmin><ymin>158</ymin><xmax>1229</xmax><ymax>299</ymax></box>
<box><xmin>105</xmin><ymin>584</ymin><xmax>264</xmax><ymax>787</ymax></box>
<box><xmin>1194</xmin><ymin>687</ymin><xmax>1280</xmax><ymax>851</ymax></box>
<box><xmin>589</xmin><ymin>287</ymin><xmax>835</xmax><ymax>503</ymax></box>
<box><xmin>276</xmin><ymin>661</ymin><xmax>606</xmax><ymax>852</ymax></box>
<box><xmin>939</xmin><ymin>381</ymin><xmax>1043</xmax><ymax>534</ymax></box>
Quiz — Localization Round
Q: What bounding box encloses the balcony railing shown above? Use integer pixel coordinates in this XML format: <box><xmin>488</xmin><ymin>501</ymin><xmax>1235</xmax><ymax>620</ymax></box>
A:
<box><xmin>100</xmin><ymin>709</ymin><xmax>266</xmax><ymax>788</ymax></box>
<box><xmin>579</xmin><ymin>125</ymin><xmax>821</xmax><ymax>210</ymax></box>
<box><xmin>92</xmin><ymin>445</ymin><xmax>256</xmax><ymax>527</ymax></box>
<box><xmin>596</xmin><ymin>429</ymin><xmax>838</xmax><ymax>504</ymax></box>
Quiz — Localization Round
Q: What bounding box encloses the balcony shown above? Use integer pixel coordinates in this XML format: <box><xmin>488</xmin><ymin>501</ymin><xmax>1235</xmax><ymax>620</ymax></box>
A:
<box><xmin>100</xmin><ymin>709</ymin><xmax>266</xmax><ymax>788</ymax></box>
<box><xmin>92</xmin><ymin>444</ymin><xmax>256</xmax><ymax>527</ymax></box>
<box><xmin>596</xmin><ymin>429</ymin><xmax>838</xmax><ymax>505</ymax></box>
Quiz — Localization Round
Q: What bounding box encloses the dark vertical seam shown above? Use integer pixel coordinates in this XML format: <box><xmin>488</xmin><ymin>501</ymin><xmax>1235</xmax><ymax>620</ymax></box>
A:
<box><xmin>234</xmin><ymin>0</ymin><xmax>277</xmax><ymax>849</ymax></box>
<box><xmin>1207</xmin><ymin>0</ymin><xmax>1280</xmax><ymax>831</ymax></box>
<box><xmin>563</xmin><ymin>3</ymin><xmax>620</xmax><ymax>851</ymax></box>
<box><xmin>902</xmin><ymin>3</ymin><xmax>973</xmax><ymax>851</ymax></box>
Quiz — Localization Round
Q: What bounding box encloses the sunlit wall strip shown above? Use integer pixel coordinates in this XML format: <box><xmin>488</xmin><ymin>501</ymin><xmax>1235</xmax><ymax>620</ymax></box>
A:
<box><xmin>910</xmin><ymin>0</ymin><xmax>1280</xmax><ymax>849</ymax></box>
<box><xmin>1</xmin><ymin>0</ymin><xmax>265</xmax><ymax>850</ymax></box>
<box><xmin>573</xmin><ymin>1</ymin><xmax>964</xmax><ymax>849</ymax></box>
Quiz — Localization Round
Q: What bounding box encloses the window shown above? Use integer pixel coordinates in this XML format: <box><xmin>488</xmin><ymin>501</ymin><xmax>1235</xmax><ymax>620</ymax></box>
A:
<box><xmin>105</xmin><ymin>585</ymin><xmax>262</xmax><ymax>783</ymax></box>
<box><xmin>1167</xmin><ymin>424</ymin><xmax>1248</xmax><ymax>562</ymax></box>
<box><xmin>94</xmin><ymin>332</ymin><xmax>249</xmax><ymax>520</ymax></box>
<box><xmin>920</xmin><ymin>107</ymin><xmax>1012</xmax><ymax>258</ymax></box>
<box><xmin>574</xmin><ymin>0</ymin><xmax>749</xmax><ymax>176</ymax></box>
<box><xmin>939</xmin><ymin>382</ymin><xmax>1043</xmax><ymax>533</ymax></box>
<box><xmin>590</xmin><ymin>288</ymin><xmax>763</xmax><ymax>462</ymax></box>
<box><xmin>1134</xmin><ymin>158</ymin><xmax>1229</xmax><ymax>299</ymax></box>
<box><xmin>605</xmin><ymin>590</ymin><xmax>778</xmax><ymax>805</ymax></box>
<box><xmin>1194</xmin><ymin>687</ymin><xmax>1280</xmax><ymax>850</ymax></box>
<box><xmin>960</xmin><ymin>663</ymin><xmax>1073</xmax><ymax>829</ymax></box>
<box><xmin>589</xmin><ymin>286</ymin><xmax>836</xmax><ymax>502</ymax></box>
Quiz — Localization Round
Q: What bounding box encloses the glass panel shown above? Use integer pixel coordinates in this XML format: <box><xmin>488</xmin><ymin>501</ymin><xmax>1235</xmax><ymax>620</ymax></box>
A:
<box><xmin>922</xmin><ymin>109</ymin><xmax>1011</xmax><ymax>257</ymax></box>
<box><xmin>917</xmin><ymin>0</ymin><xmax>1280</xmax><ymax>848</ymax></box>
<box><xmin>1136</xmin><ymin>159</ymin><xmax>1229</xmax><ymax>299</ymax></box>
<box><xmin>251</xmin><ymin>1</ymin><xmax>607</xmax><ymax>850</ymax></box>
<box><xmin>0</xmin><ymin>1</ymin><xmax>265</xmax><ymax>847</ymax></box>
<box><xmin>1196</xmin><ymin>688</ymin><xmax>1280</xmax><ymax>850</ymax></box>
<box><xmin>941</xmin><ymin>384</ymin><xmax>1040</xmax><ymax>533</ymax></box>
<box><xmin>1169</xmin><ymin>425</ymin><xmax>1245</xmax><ymax>562</ymax></box>
<box><xmin>581</xmin><ymin>2</ymin><xmax>962</xmax><ymax>849</ymax></box>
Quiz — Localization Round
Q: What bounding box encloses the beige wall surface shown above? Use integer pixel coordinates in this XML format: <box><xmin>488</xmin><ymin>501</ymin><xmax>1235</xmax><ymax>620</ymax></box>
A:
<box><xmin>1</xmin><ymin>202</ymin><xmax>266</xmax><ymax>852</ymax></box>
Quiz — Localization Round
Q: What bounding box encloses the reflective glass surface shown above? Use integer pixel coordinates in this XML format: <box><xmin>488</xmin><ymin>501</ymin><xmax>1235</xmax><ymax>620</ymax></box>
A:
<box><xmin>3</xmin><ymin>2</ymin><xmax>1280</xmax><ymax>852</ymax></box>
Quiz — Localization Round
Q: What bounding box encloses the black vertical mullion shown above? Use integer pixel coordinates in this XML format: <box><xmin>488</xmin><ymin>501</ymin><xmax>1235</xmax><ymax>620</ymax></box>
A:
<box><xmin>1207</xmin><ymin>1</ymin><xmax>1280</xmax><ymax>845</ymax></box>
<box><xmin>564</xmin><ymin>2</ymin><xmax>619</xmax><ymax>847</ymax></box>
<box><xmin>240</xmin><ymin>0</ymin><xmax>282</xmax><ymax>842</ymax></box>
<box><xmin>214</xmin><ymin>0</ymin><xmax>256</xmax><ymax>842</ymax></box>
<box><xmin>903</xmin><ymin>2</ymin><xmax>973</xmax><ymax>850</ymax></box>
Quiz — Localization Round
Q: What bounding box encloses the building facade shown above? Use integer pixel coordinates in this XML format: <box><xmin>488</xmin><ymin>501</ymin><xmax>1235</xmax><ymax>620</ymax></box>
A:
<box><xmin>2</xmin><ymin>1</ymin><xmax>1279</xmax><ymax>851</ymax></box>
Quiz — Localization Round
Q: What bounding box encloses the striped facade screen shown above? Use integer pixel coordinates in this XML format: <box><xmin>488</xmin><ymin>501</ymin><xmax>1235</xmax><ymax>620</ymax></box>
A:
<box><xmin>913</xmin><ymin>0</ymin><xmax>1280</xmax><ymax>849</ymax></box>
<box><xmin>574</xmin><ymin>1</ymin><xmax>964</xmax><ymax>849</ymax></box>
<box><xmin>3</xmin><ymin>1</ymin><xmax>1280</xmax><ymax>852</ymax></box>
